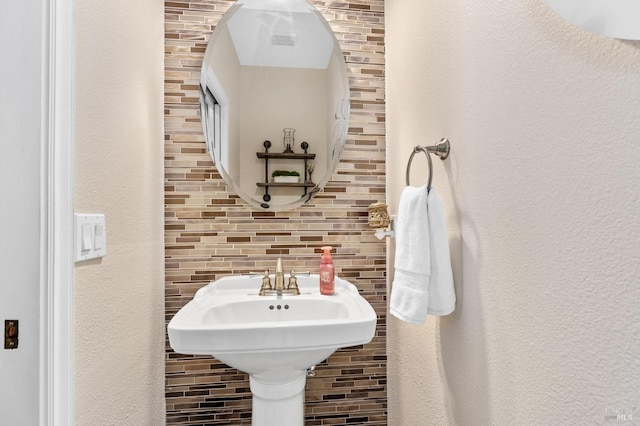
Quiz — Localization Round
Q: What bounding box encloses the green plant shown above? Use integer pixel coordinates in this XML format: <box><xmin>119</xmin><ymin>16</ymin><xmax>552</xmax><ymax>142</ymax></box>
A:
<box><xmin>271</xmin><ymin>170</ymin><xmax>300</xmax><ymax>177</ymax></box>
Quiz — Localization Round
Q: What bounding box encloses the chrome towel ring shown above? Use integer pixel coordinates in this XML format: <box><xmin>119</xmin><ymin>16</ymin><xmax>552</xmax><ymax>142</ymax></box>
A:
<box><xmin>405</xmin><ymin>138</ymin><xmax>450</xmax><ymax>190</ymax></box>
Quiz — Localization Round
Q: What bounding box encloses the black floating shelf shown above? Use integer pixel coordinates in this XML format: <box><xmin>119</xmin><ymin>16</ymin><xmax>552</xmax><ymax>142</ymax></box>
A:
<box><xmin>257</xmin><ymin>182</ymin><xmax>316</xmax><ymax>188</ymax></box>
<box><xmin>256</xmin><ymin>152</ymin><xmax>316</xmax><ymax>160</ymax></box>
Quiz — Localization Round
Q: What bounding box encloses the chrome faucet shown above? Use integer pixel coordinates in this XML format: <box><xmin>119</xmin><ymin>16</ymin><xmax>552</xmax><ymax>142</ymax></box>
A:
<box><xmin>257</xmin><ymin>258</ymin><xmax>301</xmax><ymax>296</ymax></box>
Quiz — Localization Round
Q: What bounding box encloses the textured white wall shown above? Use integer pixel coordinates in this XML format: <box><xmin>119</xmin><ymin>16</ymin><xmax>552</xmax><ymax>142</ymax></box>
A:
<box><xmin>386</xmin><ymin>1</ymin><xmax>640</xmax><ymax>425</ymax></box>
<box><xmin>74</xmin><ymin>0</ymin><xmax>166</xmax><ymax>424</ymax></box>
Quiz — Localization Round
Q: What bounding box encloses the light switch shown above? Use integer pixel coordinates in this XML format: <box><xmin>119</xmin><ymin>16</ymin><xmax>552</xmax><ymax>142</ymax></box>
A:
<box><xmin>75</xmin><ymin>214</ymin><xmax>106</xmax><ymax>262</ymax></box>
<box><xmin>81</xmin><ymin>224</ymin><xmax>92</xmax><ymax>252</ymax></box>
<box><xmin>94</xmin><ymin>223</ymin><xmax>104</xmax><ymax>250</ymax></box>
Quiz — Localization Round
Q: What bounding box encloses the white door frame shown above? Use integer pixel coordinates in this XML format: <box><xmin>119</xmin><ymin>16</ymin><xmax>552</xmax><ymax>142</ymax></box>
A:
<box><xmin>41</xmin><ymin>0</ymin><xmax>74</xmax><ymax>424</ymax></box>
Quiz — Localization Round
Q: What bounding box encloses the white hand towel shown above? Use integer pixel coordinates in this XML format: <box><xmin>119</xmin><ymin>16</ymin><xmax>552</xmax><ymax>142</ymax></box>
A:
<box><xmin>390</xmin><ymin>185</ymin><xmax>455</xmax><ymax>324</ymax></box>
<box><xmin>425</xmin><ymin>187</ymin><xmax>455</xmax><ymax>316</ymax></box>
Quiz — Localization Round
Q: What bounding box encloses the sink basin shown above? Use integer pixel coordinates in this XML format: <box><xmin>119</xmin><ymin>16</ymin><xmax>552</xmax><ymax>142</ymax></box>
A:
<box><xmin>169</xmin><ymin>274</ymin><xmax>375</xmax><ymax>356</ymax></box>
<box><xmin>167</xmin><ymin>274</ymin><xmax>376</xmax><ymax>426</ymax></box>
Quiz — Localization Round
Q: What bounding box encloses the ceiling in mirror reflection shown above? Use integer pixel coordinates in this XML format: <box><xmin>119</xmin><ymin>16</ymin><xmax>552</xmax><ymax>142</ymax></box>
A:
<box><xmin>227</xmin><ymin>8</ymin><xmax>334</xmax><ymax>69</ymax></box>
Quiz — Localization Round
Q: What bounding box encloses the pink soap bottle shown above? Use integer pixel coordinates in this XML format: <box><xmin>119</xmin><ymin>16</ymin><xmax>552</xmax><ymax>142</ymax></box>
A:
<box><xmin>319</xmin><ymin>246</ymin><xmax>335</xmax><ymax>295</ymax></box>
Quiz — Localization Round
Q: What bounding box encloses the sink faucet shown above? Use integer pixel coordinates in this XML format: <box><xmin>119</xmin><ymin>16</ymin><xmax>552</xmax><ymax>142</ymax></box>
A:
<box><xmin>258</xmin><ymin>258</ymin><xmax>301</xmax><ymax>296</ymax></box>
<box><xmin>274</xmin><ymin>258</ymin><xmax>285</xmax><ymax>295</ymax></box>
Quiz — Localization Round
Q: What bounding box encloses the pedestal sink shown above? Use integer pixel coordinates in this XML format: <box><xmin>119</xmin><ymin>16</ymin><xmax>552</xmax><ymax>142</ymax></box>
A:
<box><xmin>167</xmin><ymin>274</ymin><xmax>377</xmax><ymax>426</ymax></box>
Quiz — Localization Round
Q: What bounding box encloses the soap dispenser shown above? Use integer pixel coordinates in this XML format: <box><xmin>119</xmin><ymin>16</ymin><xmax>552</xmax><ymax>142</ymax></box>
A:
<box><xmin>319</xmin><ymin>246</ymin><xmax>335</xmax><ymax>295</ymax></box>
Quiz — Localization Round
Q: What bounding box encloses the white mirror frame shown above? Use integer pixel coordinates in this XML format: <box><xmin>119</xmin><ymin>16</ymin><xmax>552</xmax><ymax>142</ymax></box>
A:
<box><xmin>546</xmin><ymin>0</ymin><xmax>640</xmax><ymax>40</ymax></box>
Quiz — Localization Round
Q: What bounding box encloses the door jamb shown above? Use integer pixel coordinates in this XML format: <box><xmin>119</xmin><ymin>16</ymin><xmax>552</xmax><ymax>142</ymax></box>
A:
<box><xmin>41</xmin><ymin>0</ymin><xmax>74</xmax><ymax>424</ymax></box>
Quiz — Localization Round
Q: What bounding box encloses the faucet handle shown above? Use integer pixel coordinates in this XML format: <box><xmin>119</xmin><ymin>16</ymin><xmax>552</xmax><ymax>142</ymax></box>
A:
<box><xmin>258</xmin><ymin>270</ymin><xmax>272</xmax><ymax>296</ymax></box>
<box><xmin>286</xmin><ymin>270</ymin><xmax>301</xmax><ymax>295</ymax></box>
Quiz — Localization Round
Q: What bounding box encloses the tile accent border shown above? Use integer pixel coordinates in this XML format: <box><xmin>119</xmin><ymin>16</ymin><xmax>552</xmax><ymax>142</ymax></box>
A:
<box><xmin>165</xmin><ymin>1</ymin><xmax>386</xmax><ymax>424</ymax></box>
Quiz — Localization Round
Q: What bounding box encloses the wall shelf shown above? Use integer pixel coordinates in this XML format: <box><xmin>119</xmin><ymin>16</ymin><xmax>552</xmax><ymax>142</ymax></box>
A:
<box><xmin>256</xmin><ymin>140</ymin><xmax>316</xmax><ymax>207</ymax></box>
<box><xmin>256</xmin><ymin>182</ymin><xmax>316</xmax><ymax>188</ymax></box>
<box><xmin>257</xmin><ymin>152</ymin><xmax>316</xmax><ymax>160</ymax></box>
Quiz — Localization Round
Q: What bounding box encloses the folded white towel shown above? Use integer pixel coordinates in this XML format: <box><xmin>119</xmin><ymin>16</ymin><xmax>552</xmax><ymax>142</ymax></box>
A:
<box><xmin>390</xmin><ymin>185</ymin><xmax>455</xmax><ymax>324</ymax></box>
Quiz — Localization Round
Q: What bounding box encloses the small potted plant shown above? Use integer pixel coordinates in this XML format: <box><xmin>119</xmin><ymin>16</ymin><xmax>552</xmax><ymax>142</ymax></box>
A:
<box><xmin>272</xmin><ymin>170</ymin><xmax>300</xmax><ymax>183</ymax></box>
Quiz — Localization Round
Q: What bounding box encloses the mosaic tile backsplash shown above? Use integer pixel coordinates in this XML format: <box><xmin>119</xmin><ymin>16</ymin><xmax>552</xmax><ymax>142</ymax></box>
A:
<box><xmin>165</xmin><ymin>1</ymin><xmax>386</xmax><ymax>424</ymax></box>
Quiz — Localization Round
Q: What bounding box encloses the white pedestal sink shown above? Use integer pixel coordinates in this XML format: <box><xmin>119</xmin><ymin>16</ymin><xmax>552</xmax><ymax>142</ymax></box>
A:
<box><xmin>167</xmin><ymin>274</ymin><xmax>377</xmax><ymax>426</ymax></box>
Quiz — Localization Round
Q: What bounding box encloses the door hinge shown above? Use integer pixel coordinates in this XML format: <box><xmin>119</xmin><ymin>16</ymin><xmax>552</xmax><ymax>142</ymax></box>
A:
<box><xmin>4</xmin><ymin>320</ymin><xmax>18</xmax><ymax>349</ymax></box>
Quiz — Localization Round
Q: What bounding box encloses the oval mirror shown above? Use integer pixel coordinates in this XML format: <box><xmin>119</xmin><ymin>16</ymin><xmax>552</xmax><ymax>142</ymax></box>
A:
<box><xmin>199</xmin><ymin>0</ymin><xmax>350</xmax><ymax>211</ymax></box>
<box><xmin>546</xmin><ymin>0</ymin><xmax>640</xmax><ymax>40</ymax></box>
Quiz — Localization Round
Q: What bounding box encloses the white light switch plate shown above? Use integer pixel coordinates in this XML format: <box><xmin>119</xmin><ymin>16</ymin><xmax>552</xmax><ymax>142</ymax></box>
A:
<box><xmin>74</xmin><ymin>213</ymin><xmax>106</xmax><ymax>262</ymax></box>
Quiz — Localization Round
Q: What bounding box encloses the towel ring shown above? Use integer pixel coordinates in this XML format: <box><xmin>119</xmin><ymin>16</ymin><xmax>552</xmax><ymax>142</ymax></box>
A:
<box><xmin>405</xmin><ymin>138</ymin><xmax>451</xmax><ymax>190</ymax></box>
<box><xmin>406</xmin><ymin>146</ymin><xmax>434</xmax><ymax>190</ymax></box>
